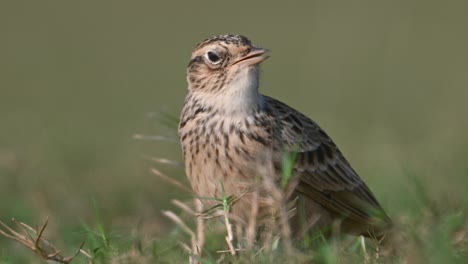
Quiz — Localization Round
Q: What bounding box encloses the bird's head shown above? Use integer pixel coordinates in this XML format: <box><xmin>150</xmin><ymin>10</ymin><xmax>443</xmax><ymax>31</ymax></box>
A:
<box><xmin>186</xmin><ymin>35</ymin><xmax>270</xmax><ymax>94</ymax></box>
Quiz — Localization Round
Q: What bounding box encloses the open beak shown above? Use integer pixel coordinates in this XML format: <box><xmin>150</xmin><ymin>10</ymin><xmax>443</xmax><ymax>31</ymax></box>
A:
<box><xmin>232</xmin><ymin>48</ymin><xmax>270</xmax><ymax>66</ymax></box>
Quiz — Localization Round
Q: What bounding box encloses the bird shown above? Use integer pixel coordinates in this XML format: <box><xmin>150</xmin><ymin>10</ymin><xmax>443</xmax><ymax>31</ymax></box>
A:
<box><xmin>178</xmin><ymin>34</ymin><xmax>392</xmax><ymax>241</ymax></box>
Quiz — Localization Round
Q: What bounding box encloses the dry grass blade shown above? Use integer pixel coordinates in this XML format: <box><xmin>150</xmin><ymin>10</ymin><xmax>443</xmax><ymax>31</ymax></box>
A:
<box><xmin>0</xmin><ymin>218</ymin><xmax>90</xmax><ymax>264</ymax></box>
<box><xmin>246</xmin><ymin>186</ymin><xmax>259</xmax><ymax>248</ymax></box>
<box><xmin>194</xmin><ymin>199</ymin><xmax>205</xmax><ymax>258</ymax></box>
<box><xmin>163</xmin><ymin>210</ymin><xmax>199</xmax><ymax>263</ymax></box>
<box><xmin>361</xmin><ymin>236</ymin><xmax>370</xmax><ymax>263</ymax></box>
<box><xmin>151</xmin><ymin>168</ymin><xmax>192</xmax><ymax>193</ymax></box>
<box><xmin>79</xmin><ymin>248</ymin><xmax>93</xmax><ymax>259</ymax></box>
<box><xmin>132</xmin><ymin>133</ymin><xmax>179</xmax><ymax>143</ymax></box>
<box><xmin>0</xmin><ymin>219</ymin><xmax>34</xmax><ymax>247</ymax></box>
<box><xmin>172</xmin><ymin>199</ymin><xmax>197</xmax><ymax>216</ymax></box>
<box><xmin>163</xmin><ymin>211</ymin><xmax>195</xmax><ymax>238</ymax></box>
<box><xmin>163</xmin><ymin>198</ymin><xmax>207</xmax><ymax>264</ymax></box>
<box><xmin>178</xmin><ymin>241</ymin><xmax>193</xmax><ymax>254</ymax></box>
<box><xmin>142</xmin><ymin>155</ymin><xmax>183</xmax><ymax>168</ymax></box>
<box><xmin>225</xmin><ymin>236</ymin><xmax>236</xmax><ymax>256</ymax></box>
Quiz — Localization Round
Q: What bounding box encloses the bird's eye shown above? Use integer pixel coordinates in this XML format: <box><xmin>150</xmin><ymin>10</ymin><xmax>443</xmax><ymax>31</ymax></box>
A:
<box><xmin>205</xmin><ymin>51</ymin><xmax>221</xmax><ymax>64</ymax></box>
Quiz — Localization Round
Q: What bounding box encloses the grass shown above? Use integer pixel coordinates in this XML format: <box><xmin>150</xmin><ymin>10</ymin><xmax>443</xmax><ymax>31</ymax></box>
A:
<box><xmin>1</xmin><ymin>137</ymin><xmax>467</xmax><ymax>263</ymax></box>
<box><xmin>1</xmin><ymin>1</ymin><xmax>467</xmax><ymax>262</ymax></box>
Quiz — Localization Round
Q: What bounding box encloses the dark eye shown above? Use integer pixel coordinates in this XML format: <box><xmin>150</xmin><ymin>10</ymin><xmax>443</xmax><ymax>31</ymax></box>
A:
<box><xmin>205</xmin><ymin>51</ymin><xmax>221</xmax><ymax>64</ymax></box>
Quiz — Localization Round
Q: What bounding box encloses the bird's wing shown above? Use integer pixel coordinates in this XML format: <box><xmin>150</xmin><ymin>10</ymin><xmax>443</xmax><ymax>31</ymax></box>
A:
<box><xmin>264</xmin><ymin>96</ymin><xmax>390</xmax><ymax>227</ymax></box>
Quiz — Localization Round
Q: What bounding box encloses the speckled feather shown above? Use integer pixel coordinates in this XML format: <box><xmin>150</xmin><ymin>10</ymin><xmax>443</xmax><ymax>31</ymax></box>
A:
<box><xmin>264</xmin><ymin>96</ymin><xmax>391</xmax><ymax>228</ymax></box>
<box><xmin>179</xmin><ymin>34</ymin><xmax>391</xmax><ymax>237</ymax></box>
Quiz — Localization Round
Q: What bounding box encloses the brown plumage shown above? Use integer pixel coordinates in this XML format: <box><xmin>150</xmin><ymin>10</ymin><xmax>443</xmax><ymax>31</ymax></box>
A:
<box><xmin>179</xmin><ymin>34</ymin><xmax>391</xmax><ymax>239</ymax></box>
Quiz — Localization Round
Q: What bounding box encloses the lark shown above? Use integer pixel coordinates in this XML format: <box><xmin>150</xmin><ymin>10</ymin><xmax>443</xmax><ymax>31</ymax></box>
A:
<box><xmin>179</xmin><ymin>35</ymin><xmax>391</xmax><ymax>239</ymax></box>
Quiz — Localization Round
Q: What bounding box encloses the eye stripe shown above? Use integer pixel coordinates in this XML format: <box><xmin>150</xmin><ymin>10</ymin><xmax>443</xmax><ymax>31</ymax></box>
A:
<box><xmin>188</xmin><ymin>56</ymin><xmax>203</xmax><ymax>67</ymax></box>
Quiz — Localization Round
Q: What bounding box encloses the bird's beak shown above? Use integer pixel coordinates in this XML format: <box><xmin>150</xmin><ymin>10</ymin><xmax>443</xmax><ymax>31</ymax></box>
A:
<box><xmin>232</xmin><ymin>48</ymin><xmax>270</xmax><ymax>66</ymax></box>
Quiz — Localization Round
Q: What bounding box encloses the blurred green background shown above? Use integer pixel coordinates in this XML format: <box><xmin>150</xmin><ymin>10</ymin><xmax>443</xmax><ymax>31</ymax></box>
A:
<box><xmin>1</xmin><ymin>0</ymin><xmax>467</xmax><ymax>261</ymax></box>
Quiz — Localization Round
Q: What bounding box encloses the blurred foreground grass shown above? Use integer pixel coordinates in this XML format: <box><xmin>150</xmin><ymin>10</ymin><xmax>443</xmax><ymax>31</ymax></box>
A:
<box><xmin>1</xmin><ymin>133</ymin><xmax>467</xmax><ymax>263</ymax></box>
<box><xmin>1</xmin><ymin>0</ymin><xmax>468</xmax><ymax>263</ymax></box>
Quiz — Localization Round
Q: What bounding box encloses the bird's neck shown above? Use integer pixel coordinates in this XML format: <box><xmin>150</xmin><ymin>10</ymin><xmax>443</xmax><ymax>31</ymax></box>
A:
<box><xmin>189</xmin><ymin>67</ymin><xmax>265</xmax><ymax>117</ymax></box>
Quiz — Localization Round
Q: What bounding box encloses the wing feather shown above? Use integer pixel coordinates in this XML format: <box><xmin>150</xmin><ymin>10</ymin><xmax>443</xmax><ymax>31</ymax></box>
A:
<box><xmin>265</xmin><ymin>96</ymin><xmax>391</xmax><ymax>227</ymax></box>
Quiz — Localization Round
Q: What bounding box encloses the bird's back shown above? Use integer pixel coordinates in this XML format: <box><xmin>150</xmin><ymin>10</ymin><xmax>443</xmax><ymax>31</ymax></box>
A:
<box><xmin>263</xmin><ymin>95</ymin><xmax>392</xmax><ymax>236</ymax></box>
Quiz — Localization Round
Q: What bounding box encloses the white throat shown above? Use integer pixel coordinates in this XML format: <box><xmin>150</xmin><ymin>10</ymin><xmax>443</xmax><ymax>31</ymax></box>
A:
<box><xmin>192</xmin><ymin>65</ymin><xmax>264</xmax><ymax>116</ymax></box>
